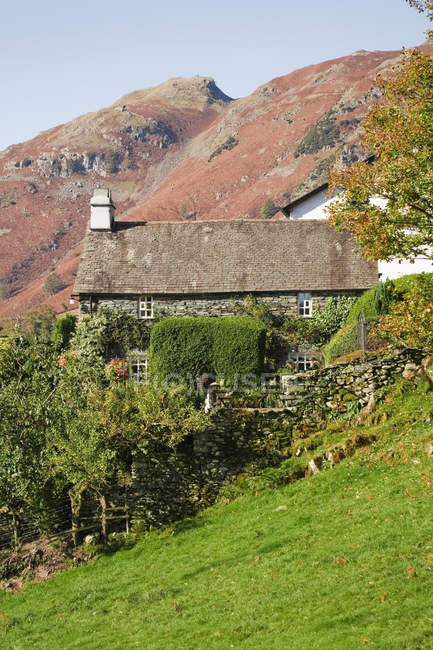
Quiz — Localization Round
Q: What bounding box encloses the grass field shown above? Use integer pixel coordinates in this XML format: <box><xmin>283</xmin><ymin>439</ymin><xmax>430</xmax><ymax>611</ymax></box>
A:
<box><xmin>1</xmin><ymin>383</ymin><xmax>433</xmax><ymax>649</ymax></box>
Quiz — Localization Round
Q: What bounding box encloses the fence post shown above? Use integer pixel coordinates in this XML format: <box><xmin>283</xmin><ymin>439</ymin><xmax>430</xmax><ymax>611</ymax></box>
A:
<box><xmin>11</xmin><ymin>512</ymin><xmax>19</xmax><ymax>551</ymax></box>
<box><xmin>69</xmin><ymin>490</ymin><xmax>82</xmax><ymax>547</ymax></box>
<box><xmin>99</xmin><ymin>495</ymin><xmax>108</xmax><ymax>543</ymax></box>
<box><xmin>358</xmin><ymin>311</ymin><xmax>367</xmax><ymax>359</ymax></box>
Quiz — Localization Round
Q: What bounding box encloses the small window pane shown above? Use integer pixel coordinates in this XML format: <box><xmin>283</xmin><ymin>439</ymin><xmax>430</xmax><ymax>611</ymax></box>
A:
<box><xmin>298</xmin><ymin>292</ymin><xmax>312</xmax><ymax>318</ymax></box>
<box><xmin>139</xmin><ymin>296</ymin><xmax>154</xmax><ymax>320</ymax></box>
<box><xmin>130</xmin><ymin>354</ymin><xmax>148</xmax><ymax>384</ymax></box>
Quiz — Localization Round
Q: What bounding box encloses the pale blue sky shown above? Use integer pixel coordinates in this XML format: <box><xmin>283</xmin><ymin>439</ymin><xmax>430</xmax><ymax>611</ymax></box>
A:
<box><xmin>0</xmin><ymin>0</ymin><xmax>429</xmax><ymax>152</ymax></box>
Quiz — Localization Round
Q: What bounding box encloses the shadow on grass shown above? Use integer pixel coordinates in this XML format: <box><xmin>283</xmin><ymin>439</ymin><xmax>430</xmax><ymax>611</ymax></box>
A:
<box><xmin>180</xmin><ymin>534</ymin><xmax>293</xmax><ymax>582</ymax></box>
<box><xmin>171</xmin><ymin>517</ymin><xmax>206</xmax><ymax>536</ymax></box>
<box><xmin>95</xmin><ymin>535</ymin><xmax>138</xmax><ymax>557</ymax></box>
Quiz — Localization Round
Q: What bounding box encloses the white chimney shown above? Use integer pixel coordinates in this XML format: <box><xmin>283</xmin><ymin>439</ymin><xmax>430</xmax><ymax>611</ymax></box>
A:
<box><xmin>90</xmin><ymin>188</ymin><xmax>115</xmax><ymax>230</ymax></box>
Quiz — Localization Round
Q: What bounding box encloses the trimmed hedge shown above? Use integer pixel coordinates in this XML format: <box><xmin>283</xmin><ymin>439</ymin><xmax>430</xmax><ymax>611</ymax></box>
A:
<box><xmin>323</xmin><ymin>273</ymin><xmax>433</xmax><ymax>365</ymax></box>
<box><xmin>149</xmin><ymin>317</ymin><xmax>266</xmax><ymax>385</ymax></box>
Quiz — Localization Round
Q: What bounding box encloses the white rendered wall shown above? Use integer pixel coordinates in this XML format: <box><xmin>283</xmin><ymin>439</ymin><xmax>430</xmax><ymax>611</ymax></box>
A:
<box><xmin>289</xmin><ymin>189</ymin><xmax>330</xmax><ymax>220</ymax></box>
<box><xmin>378</xmin><ymin>257</ymin><xmax>433</xmax><ymax>280</ymax></box>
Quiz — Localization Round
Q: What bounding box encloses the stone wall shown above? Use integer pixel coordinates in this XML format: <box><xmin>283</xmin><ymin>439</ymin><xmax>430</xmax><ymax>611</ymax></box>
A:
<box><xmin>127</xmin><ymin>349</ymin><xmax>422</xmax><ymax>529</ymax></box>
<box><xmin>79</xmin><ymin>289</ymin><xmax>364</xmax><ymax>320</ymax></box>
<box><xmin>279</xmin><ymin>348</ymin><xmax>424</xmax><ymax>413</ymax></box>
<box><xmin>194</xmin><ymin>351</ymin><xmax>417</xmax><ymax>459</ymax></box>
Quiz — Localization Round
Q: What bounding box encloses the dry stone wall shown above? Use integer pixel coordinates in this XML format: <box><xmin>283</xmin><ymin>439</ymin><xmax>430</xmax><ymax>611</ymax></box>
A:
<box><xmin>128</xmin><ymin>349</ymin><xmax>422</xmax><ymax>529</ymax></box>
<box><xmin>192</xmin><ymin>349</ymin><xmax>424</xmax><ymax>467</ymax></box>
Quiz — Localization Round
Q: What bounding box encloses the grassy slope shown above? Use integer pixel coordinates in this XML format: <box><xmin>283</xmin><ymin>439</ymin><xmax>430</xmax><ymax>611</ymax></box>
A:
<box><xmin>2</xmin><ymin>385</ymin><xmax>433</xmax><ymax>649</ymax></box>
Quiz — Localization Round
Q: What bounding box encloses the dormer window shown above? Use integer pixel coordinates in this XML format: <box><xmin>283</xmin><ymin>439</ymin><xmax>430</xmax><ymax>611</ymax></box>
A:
<box><xmin>139</xmin><ymin>295</ymin><xmax>154</xmax><ymax>320</ymax></box>
<box><xmin>298</xmin><ymin>292</ymin><xmax>312</xmax><ymax>317</ymax></box>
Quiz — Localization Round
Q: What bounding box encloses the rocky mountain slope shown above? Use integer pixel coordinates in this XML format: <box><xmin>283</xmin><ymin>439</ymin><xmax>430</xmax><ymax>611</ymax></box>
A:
<box><xmin>0</xmin><ymin>46</ymin><xmax>424</xmax><ymax>317</ymax></box>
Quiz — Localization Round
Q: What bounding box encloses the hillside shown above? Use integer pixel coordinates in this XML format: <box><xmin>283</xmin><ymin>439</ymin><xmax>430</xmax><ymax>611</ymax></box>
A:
<box><xmin>1</xmin><ymin>380</ymin><xmax>433</xmax><ymax>648</ymax></box>
<box><xmin>0</xmin><ymin>45</ymin><xmax>426</xmax><ymax>318</ymax></box>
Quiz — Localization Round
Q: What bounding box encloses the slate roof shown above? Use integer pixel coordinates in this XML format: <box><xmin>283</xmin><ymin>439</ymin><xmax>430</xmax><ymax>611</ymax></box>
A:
<box><xmin>73</xmin><ymin>220</ymin><xmax>378</xmax><ymax>295</ymax></box>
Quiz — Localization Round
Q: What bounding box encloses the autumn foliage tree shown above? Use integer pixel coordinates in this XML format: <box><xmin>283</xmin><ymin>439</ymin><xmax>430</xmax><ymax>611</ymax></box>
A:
<box><xmin>406</xmin><ymin>1</ymin><xmax>433</xmax><ymax>22</ymax></box>
<box><xmin>377</xmin><ymin>274</ymin><xmax>433</xmax><ymax>351</ymax></box>
<box><xmin>327</xmin><ymin>49</ymin><xmax>433</xmax><ymax>262</ymax></box>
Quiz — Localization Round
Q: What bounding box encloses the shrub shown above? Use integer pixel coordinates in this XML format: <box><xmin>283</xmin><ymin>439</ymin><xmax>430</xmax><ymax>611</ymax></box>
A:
<box><xmin>149</xmin><ymin>316</ymin><xmax>266</xmax><ymax>385</ymax></box>
<box><xmin>212</xmin><ymin>318</ymin><xmax>266</xmax><ymax>382</ymax></box>
<box><xmin>377</xmin><ymin>274</ymin><xmax>433</xmax><ymax>352</ymax></box>
<box><xmin>71</xmin><ymin>308</ymin><xmax>152</xmax><ymax>362</ymax></box>
<box><xmin>52</xmin><ymin>314</ymin><xmax>77</xmax><ymax>352</ymax></box>
<box><xmin>311</xmin><ymin>296</ymin><xmax>357</xmax><ymax>346</ymax></box>
<box><xmin>323</xmin><ymin>274</ymin><xmax>433</xmax><ymax>364</ymax></box>
<box><xmin>322</xmin><ymin>323</ymin><xmax>360</xmax><ymax>365</ymax></box>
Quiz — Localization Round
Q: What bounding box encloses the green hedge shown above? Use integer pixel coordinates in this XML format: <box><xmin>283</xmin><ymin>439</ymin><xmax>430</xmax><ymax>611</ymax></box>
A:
<box><xmin>149</xmin><ymin>317</ymin><xmax>266</xmax><ymax>385</ymax></box>
<box><xmin>323</xmin><ymin>273</ymin><xmax>433</xmax><ymax>365</ymax></box>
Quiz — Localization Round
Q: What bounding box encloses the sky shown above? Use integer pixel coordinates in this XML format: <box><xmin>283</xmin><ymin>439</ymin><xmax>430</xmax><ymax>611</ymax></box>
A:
<box><xmin>0</xmin><ymin>0</ymin><xmax>430</xmax><ymax>152</ymax></box>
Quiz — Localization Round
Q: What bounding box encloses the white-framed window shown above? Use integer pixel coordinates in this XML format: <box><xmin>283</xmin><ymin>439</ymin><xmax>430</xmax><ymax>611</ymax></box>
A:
<box><xmin>298</xmin><ymin>292</ymin><xmax>312</xmax><ymax>317</ymax></box>
<box><xmin>130</xmin><ymin>352</ymin><xmax>148</xmax><ymax>384</ymax></box>
<box><xmin>287</xmin><ymin>349</ymin><xmax>313</xmax><ymax>373</ymax></box>
<box><xmin>139</xmin><ymin>295</ymin><xmax>154</xmax><ymax>320</ymax></box>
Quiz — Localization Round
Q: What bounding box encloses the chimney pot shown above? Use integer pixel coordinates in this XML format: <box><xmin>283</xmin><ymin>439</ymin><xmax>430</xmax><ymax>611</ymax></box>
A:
<box><xmin>90</xmin><ymin>188</ymin><xmax>115</xmax><ymax>230</ymax></box>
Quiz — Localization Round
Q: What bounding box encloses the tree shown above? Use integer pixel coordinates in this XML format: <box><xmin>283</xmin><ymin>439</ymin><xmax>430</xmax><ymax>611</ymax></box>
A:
<box><xmin>405</xmin><ymin>1</ymin><xmax>433</xmax><ymax>35</ymax></box>
<box><xmin>44</xmin><ymin>272</ymin><xmax>65</xmax><ymax>296</ymax></box>
<box><xmin>327</xmin><ymin>50</ymin><xmax>433</xmax><ymax>261</ymax></box>
<box><xmin>377</xmin><ymin>274</ymin><xmax>433</xmax><ymax>351</ymax></box>
<box><xmin>0</xmin><ymin>337</ymin><xmax>58</xmax><ymax>548</ymax></box>
<box><xmin>406</xmin><ymin>1</ymin><xmax>433</xmax><ymax>20</ymax></box>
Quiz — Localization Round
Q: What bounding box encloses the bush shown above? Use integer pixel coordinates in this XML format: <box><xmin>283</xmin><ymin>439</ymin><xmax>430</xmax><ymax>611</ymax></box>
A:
<box><xmin>71</xmin><ymin>308</ymin><xmax>152</xmax><ymax>362</ymax></box>
<box><xmin>377</xmin><ymin>274</ymin><xmax>433</xmax><ymax>352</ymax></box>
<box><xmin>52</xmin><ymin>314</ymin><xmax>77</xmax><ymax>352</ymax></box>
<box><xmin>323</xmin><ymin>274</ymin><xmax>433</xmax><ymax>364</ymax></box>
<box><xmin>311</xmin><ymin>296</ymin><xmax>357</xmax><ymax>346</ymax></box>
<box><xmin>322</xmin><ymin>323</ymin><xmax>360</xmax><ymax>365</ymax></box>
<box><xmin>149</xmin><ymin>316</ymin><xmax>266</xmax><ymax>385</ymax></box>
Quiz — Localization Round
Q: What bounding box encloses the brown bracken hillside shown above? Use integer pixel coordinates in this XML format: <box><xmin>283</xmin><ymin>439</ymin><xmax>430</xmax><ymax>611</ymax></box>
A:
<box><xmin>0</xmin><ymin>45</ymin><xmax>426</xmax><ymax>317</ymax></box>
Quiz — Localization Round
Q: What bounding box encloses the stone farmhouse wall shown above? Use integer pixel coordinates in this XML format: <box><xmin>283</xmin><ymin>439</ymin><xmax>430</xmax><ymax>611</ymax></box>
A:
<box><xmin>79</xmin><ymin>289</ymin><xmax>364</xmax><ymax>320</ymax></box>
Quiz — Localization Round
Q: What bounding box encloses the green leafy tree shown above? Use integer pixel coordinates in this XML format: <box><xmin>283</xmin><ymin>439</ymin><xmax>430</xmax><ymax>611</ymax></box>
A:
<box><xmin>0</xmin><ymin>337</ymin><xmax>58</xmax><ymax>548</ymax></box>
<box><xmin>406</xmin><ymin>0</ymin><xmax>433</xmax><ymax>19</ymax></box>
<box><xmin>327</xmin><ymin>50</ymin><xmax>433</xmax><ymax>261</ymax></box>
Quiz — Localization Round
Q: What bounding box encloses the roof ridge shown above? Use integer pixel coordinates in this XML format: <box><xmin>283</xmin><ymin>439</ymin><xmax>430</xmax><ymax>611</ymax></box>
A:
<box><xmin>113</xmin><ymin>219</ymin><xmax>332</xmax><ymax>227</ymax></box>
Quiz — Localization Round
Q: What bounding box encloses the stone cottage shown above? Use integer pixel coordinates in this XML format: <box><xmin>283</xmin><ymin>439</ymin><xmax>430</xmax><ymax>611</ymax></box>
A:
<box><xmin>73</xmin><ymin>188</ymin><xmax>378</xmax><ymax>372</ymax></box>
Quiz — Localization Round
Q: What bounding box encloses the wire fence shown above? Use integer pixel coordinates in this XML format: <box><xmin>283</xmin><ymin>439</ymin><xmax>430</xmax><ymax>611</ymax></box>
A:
<box><xmin>0</xmin><ymin>499</ymin><xmax>131</xmax><ymax>552</ymax></box>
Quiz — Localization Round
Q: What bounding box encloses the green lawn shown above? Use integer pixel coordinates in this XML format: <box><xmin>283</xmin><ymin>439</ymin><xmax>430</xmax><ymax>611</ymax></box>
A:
<box><xmin>2</xmin><ymin>386</ymin><xmax>433</xmax><ymax>649</ymax></box>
